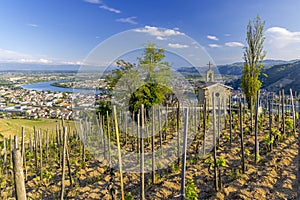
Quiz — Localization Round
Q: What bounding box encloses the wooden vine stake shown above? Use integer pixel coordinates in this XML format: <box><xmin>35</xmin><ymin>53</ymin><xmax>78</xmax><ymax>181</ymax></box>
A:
<box><xmin>60</xmin><ymin>127</ymin><xmax>67</xmax><ymax>200</ymax></box>
<box><xmin>10</xmin><ymin>135</ymin><xmax>13</xmax><ymax>170</ymax></box>
<box><xmin>39</xmin><ymin>130</ymin><xmax>43</xmax><ymax>181</ymax></box>
<box><xmin>137</xmin><ymin>112</ymin><xmax>140</xmax><ymax>164</ymax></box>
<box><xmin>290</xmin><ymin>89</ymin><xmax>296</xmax><ymax>136</ymax></box>
<box><xmin>212</xmin><ymin>92</ymin><xmax>218</xmax><ymax>192</ymax></box>
<box><xmin>29</xmin><ymin>133</ymin><xmax>33</xmax><ymax>154</ymax></box>
<box><xmin>239</xmin><ymin>99</ymin><xmax>245</xmax><ymax>173</ymax></box>
<box><xmin>152</xmin><ymin>106</ymin><xmax>156</xmax><ymax>184</ymax></box>
<box><xmin>217</xmin><ymin>97</ymin><xmax>221</xmax><ymax>147</ymax></box>
<box><xmin>113</xmin><ymin>105</ymin><xmax>125</xmax><ymax>200</ymax></box>
<box><xmin>229</xmin><ymin>96</ymin><xmax>232</xmax><ymax>145</ymax></box>
<box><xmin>202</xmin><ymin>99</ymin><xmax>207</xmax><ymax>154</ymax></box>
<box><xmin>164</xmin><ymin>105</ymin><xmax>168</xmax><ymax>141</ymax></box>
<box><xmin>250</xmin><ymin>96</ymin><xmax>253</xmax><ymax>135</ymax></box>
<box><xmin>140</xmin><ymin>104</ymin><xmax>145</xmax><ymax>200</ymax></box>
<box><xmin>158</xmin><ymin>106</ymin><xmax>163</xmax><ymax>155</ymax></box>
<box><xmin>66</xmin><ymin>141</ymin><xmax>73</xmax><ymax>187</ymax></box>
<box><xmin>13</xmin><ymin>149</ymin><xmax>27</xmax><ymax>200</ymax></box>
<box><xmin>254</xmin><ymin>91</ymin><xmax>259</xmax><ymax>164</ymax></box>
<box><xmin>34</xmin><ymin>127</ymin><xmax>38</xmax><ymax>173</ymax></box>
<box><xmin>107</xmin><ymin>111</ymin><xmax>111</xmax><ymax>167</ymax></box>
<box><xmin>268</xmin><ymin>99</ymin><xmax>273</xmax><ymax>151</ymax></box>
<box><xmin>14</xmin><ymin>135</ymin><xmax>18</xmax><ymax>150</ymax></box>
<box><xmin>46</xmin><ymin>129</ymin><xmax>49</xmax><ymax>160</ymax></box>
<box><xmin>177</xmin><ymin>103</ymin><xmax>181</xmax><ymax>164</ymax></box>
<box><xmin>3</xmin><ymin>138</ymin><xmax>7</xmax><ymax>175</ymax></box>
<box><xmin>21</xmin><ymin>127</ymin><xmax>26</xmax><ymax>172</ymax></box>
<box><xmin>180</xmin><ymin>107</ymin><xmax>188</xmax><ymax>199</ymax></box>
<box><xmin>281</xmin><ymin>89</ymin><xmax>286</xmax><ymax>137</ymax></box>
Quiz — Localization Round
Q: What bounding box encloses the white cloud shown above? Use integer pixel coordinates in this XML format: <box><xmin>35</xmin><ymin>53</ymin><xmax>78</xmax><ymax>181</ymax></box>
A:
<box><xmin>264</xmin><ymin>26</ymin><xmax>300</xmax><ymax>60</ymax></box>
<box><xmin>208</xmin><ymin>44</ymin><xmax>221</xmax><ymax>48</ymax></box>
<box><xmin>225</xmin><ymin>42</ymin><xmax>244</xmax><ymax>47</ymax></box>
<box><xmin>224</xmin><ymin>34</ymin><xmax>231</xmax><ymax>37</ymax></box>
<box><xmin>84</xmin><ymin>0</ymin><xmax>101</xmax><ymax>4</ymax></box>
<box><xmin>156</xmin><ymin>36</ymin><xmax>166</xmax><ymax>40</ymax></box>
<box><xmin>0</xmin><ymin>49</ymin><xmax>32</xmax><ymax>62</ymax></box>
<box><xmin>207</xmin><ymin>35</ymin><xmax>219</xmax><ymax>41</ymax></box>
<box><xmin>20</xmin><ymin>58</ymin><xmax>52</xmax><ymax>64</ymax></box>
<box><xmin>0</xmin><ymin>48</ymin><xmax>86</xmax><ymax>65</ymax></box>
<box><xmin>266</xmin><ymin>27</ymin><xmax>300</xmax><ymax>48</ymax></box>
<box><xmin>135</xmin><ymin>26</ymin><xmax>184</xmax><ymax>40</ymax></box>
<box><xmin>116</xmin><ymin>16</ymin><xmax>137</xmax><ymax>25</ymax></box>
<box><xmin>61</xmin><ymin>61</ymin><xmax>83</xmax><ymax>65</ymax></box>
<box><xmin>168</xmin><ymin>43</ymin><xmax>189</xmax><ymax>49</ymax></box>
<box><xmin>0</xmin><ymin>48</ymin><xmax>55</xmax><ymax>64</ymax></box>
<box><xmin>99</xmin><ymin>4</ymin><xmax>121</xmax><ymax>14</ymax></box>
<box><xmin>27</xmin><ymin>23</ymin><xmax>38</xmax><ymax>28</ymax></box>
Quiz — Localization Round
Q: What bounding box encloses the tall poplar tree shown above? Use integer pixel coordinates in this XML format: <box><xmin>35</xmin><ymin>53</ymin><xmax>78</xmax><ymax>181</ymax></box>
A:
<box><xmin>241</xmin><ymin>15</ymin><xmax>266</xmax><ymax>109</ymax></box>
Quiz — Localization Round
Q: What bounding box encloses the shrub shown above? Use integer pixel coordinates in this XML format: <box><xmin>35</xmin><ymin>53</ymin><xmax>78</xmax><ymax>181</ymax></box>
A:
<box><xmin>252</xmin><ymin>153</ymin><xmax>261</xmax><ymax>162</ymax></box>
<box><xmin>185</xmin><ymin>179</ymin><xmax>198</xmax><ymax>200</ymax></box>
<box><xmin>217</xmin><ymin>157</ymin><xmax>226</xmax><ymax>167</ymax></box>
<box><xmin>263</xmin><ymin>135</ymin><xmax>274</xmax><ymax>147</ymax></box>
<box><xmin>285</xmin><ymin>118</ymin><xmax>293</xmax><ymax>130</ymax></box>
<box><xmin>244</xmin><ymin>149</ymin><xmax>250</xmax><ymax>158</ymax></box>
<box><xmin>125</xmin><ymin>192</ymin><xmax>133</xmax><ymax>200</ymax></box>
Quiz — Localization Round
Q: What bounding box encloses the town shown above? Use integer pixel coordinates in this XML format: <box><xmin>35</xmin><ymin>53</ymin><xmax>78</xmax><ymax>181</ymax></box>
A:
<box><xmin>0</xmin><ymin>85</ymin><xmax>74</xmax><ymax>119</ymax></box>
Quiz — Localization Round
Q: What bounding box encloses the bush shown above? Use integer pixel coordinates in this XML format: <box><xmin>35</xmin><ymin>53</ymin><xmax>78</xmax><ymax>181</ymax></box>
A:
<box><xmin>244</xmin><ymin>127</ymin><xmax>250</xmax><ymax>134</ymax></box>
<box><xmin>217</xmin><ymin>157</ymin><xmax>226</xmax><ymax>167</ymax></box>
<box><xmin>244</xmin><ymin>149</ymin><xmax>250</xmax><ymax>158</ymax></box>
<box><xmin>125</xmin><ymin>192</ymin><xmax>133</xmax><ymax>200</ymax></box>
<box><xmin>285</xmin><ymin>118</ymin><xmax>293</xmax><ymax>130</ymax></box>
<box><xmin>185</xmin><ymin>179</ymin><xmax>198</xmax><ymax>200</ymax></box>
<box><xmin>252</xmin><ymin>153</ymin><xmax>261</xmax><ymax>162</ymax></box>
<box><xmin>263</xmin><ymin>135</ymin><xmax>274</xmax><ymax>146</ymax></box>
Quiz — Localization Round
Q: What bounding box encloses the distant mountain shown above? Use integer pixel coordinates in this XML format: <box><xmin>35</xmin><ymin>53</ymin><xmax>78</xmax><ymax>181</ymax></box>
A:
<box><xmin>226</xmin><ymin>60</ymin><xmax>300</xmax><ymax>92</ymax></box>
<box><xmin>217</xmin><ymin>62</ymin><xmax>243</xmax><ymax>76</ymax></box>
<box><xmin>217</xmin><ymin>59</ymin><xmax>290</xmax><ymax>76</ymax></box>
<box><xmin>176</xmin><ymin>66</ymin><xmax>203</xmax><ymax>79</ymax></box>
<box><xmin>262</xmin><ymin>60</ymin><xmax>300</xmax><ymax>92</ymax></box>
<box><xmin>176</xmin><ymin>66</ymin><xmax>199</xmax><ymax>73</ymax></box>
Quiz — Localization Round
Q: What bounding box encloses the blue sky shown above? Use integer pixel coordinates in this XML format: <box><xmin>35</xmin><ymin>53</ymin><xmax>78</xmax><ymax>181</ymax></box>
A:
<box><xmin>0</xmin><ymin>0</ymin><xmax>300</xmax><ymax>65</ymax></box>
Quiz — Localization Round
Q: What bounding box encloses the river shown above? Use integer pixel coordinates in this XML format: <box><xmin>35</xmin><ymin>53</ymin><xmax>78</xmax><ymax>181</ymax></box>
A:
<box><xmin>22</xmin><ymin>80</ymin><xmax>102</xmax><ymax>93</ymax></box>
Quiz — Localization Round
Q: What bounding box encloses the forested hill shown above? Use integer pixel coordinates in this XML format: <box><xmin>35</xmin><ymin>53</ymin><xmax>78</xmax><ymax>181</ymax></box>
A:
<box><xmin>262</xmin><ymin>61</ymin><xmax>300</xmax><ymax>92</ymax></box>
<box><xmin>217</xmin><ymin>59</ymin><xmax>289</xmax><ymax>76</ymax></box>
<box><xmin>226</xmin><ymin>60</ymin><xmax>300</xmax><ymax>92</ymax></box>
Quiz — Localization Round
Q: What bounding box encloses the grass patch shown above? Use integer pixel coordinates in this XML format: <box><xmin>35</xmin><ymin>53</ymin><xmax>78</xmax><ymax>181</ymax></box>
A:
<box><xmin>0</xmin><ymin>118</ymin><xmax>75</xmax><ymax>139</ymax></box>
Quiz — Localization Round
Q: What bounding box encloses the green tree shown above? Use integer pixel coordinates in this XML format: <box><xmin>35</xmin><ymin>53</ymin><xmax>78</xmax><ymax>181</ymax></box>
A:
<box><xmin>137</xmin><ymin>42</ymin><xmax>172</xmax><ymax>84</ymax></box>
<box><xmin>241</xmin><ymin>15</ymin><xmax>266</xmax><ymax>109</ymax></box>
<box><xmin>99</xmin><ymin>42</ymin><xmax>175</xmax><ymax>118</ymax></box>
<box><xmin>98</xmin><ymin>60</ymin><xmax>138</xmax><ymax>116</ymax></box>
<box><xmin>129</xmin><ymin>83</ymin><xmax>173</xmax><ymax>119</ymax></box>
<box><xmin>129</xmin><ymin>42</ymin><xmax>175</xmax><ymax>117</ymax></box>
<box><xmin>105</xmin><ymin>59</ymin><xmax>137</xmax><ymax>92</ymax></box>
<box><xmin>97</xmin><ymin>98</ymin><xmax>112</xmax><ymax>116</ymax></box>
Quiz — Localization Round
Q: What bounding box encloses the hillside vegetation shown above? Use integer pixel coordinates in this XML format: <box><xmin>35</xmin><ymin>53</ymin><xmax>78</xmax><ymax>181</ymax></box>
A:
<box><xmin>223</xmin><ymin>60</ymin><xmax>300</xmax><ymax>92</ymax></box>
<box><xmin>262</xmin><ymin>61</ymin><xmax>300</xmax><ymax>93</ymax></box>
<box><xmin>0</xmin><ymin>118</ymin><xmax>74</xmax><ymax>139</ymax></box>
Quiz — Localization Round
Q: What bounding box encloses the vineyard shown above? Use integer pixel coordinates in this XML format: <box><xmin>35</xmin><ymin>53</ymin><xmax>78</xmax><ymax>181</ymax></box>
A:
<box><xmin>0</xmin><ymin>90</ymin><xmax>299</xmax><ymax>200</ymax></box>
